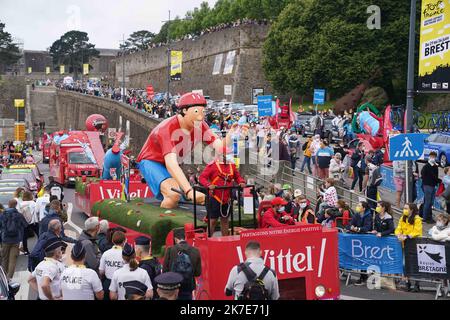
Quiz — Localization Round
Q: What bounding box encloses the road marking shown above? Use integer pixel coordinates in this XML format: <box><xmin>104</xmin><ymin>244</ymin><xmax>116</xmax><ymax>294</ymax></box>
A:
<box><xmin>65</xmin><ymin>202</ymin><xmax>83</xmax><ymax>235</ymax></box>
<box><xmin>339</xmin><ymin>295</ymin><xmax>370</xmax><ymax>300</ymax></box>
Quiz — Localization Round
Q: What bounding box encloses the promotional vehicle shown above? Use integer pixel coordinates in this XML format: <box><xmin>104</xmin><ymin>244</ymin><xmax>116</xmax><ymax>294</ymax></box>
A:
<box><xmin>42</xmin><ymin>136</ymin><xmax>53</xmax><ymax>164</ymax></box>
<box><xmin>49</xmin><ymin>131</ymin><xmax>104</xmax><ymax>186</ymax></box>
<box><xmin>421</xmin><ymin>132</ymin><xmax>450</xmax><ymax>167</ymax></box>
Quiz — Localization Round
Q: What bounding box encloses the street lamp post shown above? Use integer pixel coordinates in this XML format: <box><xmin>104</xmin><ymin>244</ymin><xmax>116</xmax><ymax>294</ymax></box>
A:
<box><xmin>405</xmin><ymin>0</ymin><xmax>417</xmax><ymax>204</ymax></box>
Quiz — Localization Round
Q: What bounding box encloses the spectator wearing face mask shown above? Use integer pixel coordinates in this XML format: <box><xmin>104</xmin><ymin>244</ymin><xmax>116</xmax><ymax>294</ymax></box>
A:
<box><xmin>261</xmin><ymin>197</ymin><xmax>293</xmax><ymax>228</ymax></box>
<box><xmin>295</xmin><ymin>195</ymin><xmax>316</xmax><ymax>224</ymax></box>
<box><xmin>421</xmin><ymin>151</ymin><xmax>441</xmax><ymax>224</ymax></box>
<box><xmin>370</xmin><ymin>201</ymin><xmax>395</xmax><ymax>237</ymax></box>
<box><xmin>428</xmin><ymin>213</ymin><xmax>450</xmax><ymax>242</ymax></box>
<box><xmin>346</xmin><ymin>201</ymin><xmax>373</xmax><ymax>234</ymax></box>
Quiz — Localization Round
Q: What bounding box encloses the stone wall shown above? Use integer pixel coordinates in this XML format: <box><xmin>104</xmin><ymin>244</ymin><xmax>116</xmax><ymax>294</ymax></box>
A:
<box><xmin>55</xmin><ymin>90</ymin><xmax>160</xmax><ymax>155</ymax></box>
<box><xmin>0</xmin><ymin>75</ymin><xmax>26</xmax><ymax>119</ymax></box>
<box><xmin>116</xmin><ymin>25</ymin><xmax>272</xmax><ymax>104</ymax></box>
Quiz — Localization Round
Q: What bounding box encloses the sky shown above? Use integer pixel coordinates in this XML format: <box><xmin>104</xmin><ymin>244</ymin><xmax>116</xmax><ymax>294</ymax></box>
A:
<box><xmin>1</xmin><ymin>0</ymin><xmax>218</xmax><ymax>50</ymax></box>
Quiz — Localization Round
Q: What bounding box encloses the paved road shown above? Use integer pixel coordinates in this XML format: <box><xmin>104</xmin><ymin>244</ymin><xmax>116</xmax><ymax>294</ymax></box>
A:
<box><xmin>9</xmin><ymin>150</ymin><xmax>446</xmax><ymax>300</ymax></box>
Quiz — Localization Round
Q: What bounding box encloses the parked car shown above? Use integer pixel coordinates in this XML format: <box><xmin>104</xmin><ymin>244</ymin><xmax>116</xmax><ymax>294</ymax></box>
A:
<box><xmin>420</xmin><ymin>132</ymin><xmax>450</xmax><ymax>167</ymax></box>
<box><xmin>303</xmin><ymin>115</ymin><xmax>339</xmax><ymax>144</ymax></box>
<box><xmin>295</xmin><ymin>112</ymin><xmax>314</xmax><ymax>135</ymax></box>
<box><xmin>0</xmin><ymin>178</ymin><xmax>31</xmax><ymax>191</ymax></box>
<box><xmin>0</xmin><ymin>188</ymin><xmax>17</xmax><ymax>207</ymax></box>
<box><xmin>0</xmin><ymin>169</ymin><xmax>39</xmax><ymax>193</ymax></box>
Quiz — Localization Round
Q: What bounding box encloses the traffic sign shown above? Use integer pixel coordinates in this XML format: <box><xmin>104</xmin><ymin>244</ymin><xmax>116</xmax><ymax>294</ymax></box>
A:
<box><xmin>389</xmin><ymin>133</ymin><xmax>428</xmax><ymax>161</ymax></box>
<box><xmin>313</xmin><ymin>89</ymin><xmax>326</xmax><ymax>105</ymax></box>
<box><xmin>257</xmin><ymin>95</ymin><xmax>273</xmax><ymax>117</ymax></box>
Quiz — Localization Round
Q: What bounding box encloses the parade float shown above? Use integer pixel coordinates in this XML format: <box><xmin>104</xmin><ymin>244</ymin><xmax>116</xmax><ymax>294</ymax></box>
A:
<box><xmin>76</xmin><ymin>93</ymin><xmax>340</xmax><ymax>300</ymax></box>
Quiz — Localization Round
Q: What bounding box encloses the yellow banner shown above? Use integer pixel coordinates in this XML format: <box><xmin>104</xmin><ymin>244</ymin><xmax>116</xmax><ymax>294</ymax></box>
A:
<box><xmin>46</xmin><ymin>67</ymin><xmax>50</xmax><ymax>75</ymax></box>
<box><xmin>27</xmin><ymin>67</ymin><xmax>32</xmax><ymax>74</ymax></box>
<box><xmin>60</xmin><ymin>65</ymin><xmax>65</xmax><ymax>75</ymax></box>
<box><xmin>418</xmin><ymin>0</ymin><xmax>450</xmax><ymax>91</ymax></box>
<box><xmin>14</xmin><ymin>99</ymin><xmax>25</xmax><ymax>108</ymax></box>
<box><xmin>14</xmin><ymin>123</ymin><xmax>26</xmax><ymax>141</ymax></box>
<box><xmin>170</xmin><ymin>51</ymin><xmax>182</xmax><ymax>81</ymax></box>
<box><xmin>83</xmin><ymin>63</ymin><xmax>89</xmax><ymax>75</ymax></box>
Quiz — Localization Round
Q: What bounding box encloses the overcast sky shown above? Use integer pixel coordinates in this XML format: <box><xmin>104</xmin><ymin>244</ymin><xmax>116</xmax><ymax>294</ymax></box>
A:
<box><xmin>1</xmin><ymin>0</ymin><xmax>218</xmax><ymax>50</ymax></box>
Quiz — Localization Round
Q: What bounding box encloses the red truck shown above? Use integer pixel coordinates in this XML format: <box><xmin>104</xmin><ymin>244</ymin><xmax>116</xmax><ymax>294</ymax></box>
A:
<box><xmin>49</xmin><ymin>131</ymin><xmax>104</xmax><ymax>186</ymax></box>
<box><xmin>42</xmin><ymin>132</ymin><xmax>53</xmax><ymax>164</ymax></box>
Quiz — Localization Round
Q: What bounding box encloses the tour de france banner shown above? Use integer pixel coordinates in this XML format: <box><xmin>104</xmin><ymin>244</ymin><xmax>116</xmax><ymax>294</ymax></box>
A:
<box><xmin>339</xmin><ymin>233</ymin><xmax>404</xmax><ymax>274</ymax></box>
<box><xmin>418</xmin><ymin>0</ymin><xmax>450</xmax><ymax>91</ymax></box>
<box><xmin>83</xmin><ymin>63</ymin><xmax>89</xmax><ymax>75</ymax></box>
<box><xmin>170</xmin><ymin>50</ymin><xmax>182</xmax><ymax>81</ymax></box>
<box><xmin>404</xmin><ymin>238</ymin><xmax>450</xmax><ymax>279</ymax></box>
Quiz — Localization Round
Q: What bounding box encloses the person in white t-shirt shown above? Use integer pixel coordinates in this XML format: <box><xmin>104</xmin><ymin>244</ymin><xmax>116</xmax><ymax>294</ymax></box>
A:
<box><xmin>61</xmin><ymin>241</ymin><xmax>103</xmax><ymax>300</ymax></box>
<box><xmin>28</xmin><ymin>238</ymin><xmax>67</xmax><ymax>300</ymax></box>
<box><xmin>99</xmin><ymin>231</ymin><xmax>126</xmax><ymax>300</ymax></box>
<box><xmin>109</xmin><ymin>243</ymin><xmax>153</xmax><ymax>300</ymax></box>
<box><xmin>35</xmin><ymin>191</ymin><xmax>51</xmax><ymax>222</ymax></box>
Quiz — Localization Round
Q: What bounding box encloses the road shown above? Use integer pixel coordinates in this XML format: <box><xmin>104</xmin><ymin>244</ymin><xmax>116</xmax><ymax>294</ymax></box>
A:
<box><xmin>8</xmin><ymin>150</ymin><xmax>445</xmax><ymax>301</ymax></box>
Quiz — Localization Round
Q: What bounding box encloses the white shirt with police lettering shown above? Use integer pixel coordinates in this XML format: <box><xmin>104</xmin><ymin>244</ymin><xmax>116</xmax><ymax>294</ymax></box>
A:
<box><xmin>32</xmin><ymin>258</ymin><xmax>66</xmax><ymax>300</ymax></box>
<box><xmin>109</xmin><ymin>264</ymin><xmax>152</xmax><ymax>300</ymax></box>
<box><xmin>61</xmin><ymin>265</ymin><xmax>103</xmax><ymax>300</ymax></box>
<box><xmin>99</xmin><ymin>246</ymin><xmax>125</xmax><ymax>280</ymax></box>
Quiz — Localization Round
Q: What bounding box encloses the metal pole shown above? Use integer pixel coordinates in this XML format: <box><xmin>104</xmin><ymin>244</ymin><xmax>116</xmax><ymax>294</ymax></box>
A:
<box><xmin>167</xmin><ymin>10</ymin><xmax>171</xmax><ymax>105</ymax></box>
<box><xmin>405</xmin><ymin>0</ymin><xmax>417</xmax><ymax>204</ymax></box>
<box><xmin>81</xmin><ymin>46</ymin><xmax>83</xmax><ymax>86</ymax></box>
<box><xmin>122</xmin><ymin>34</ymin><xmax>126</xmax><ymax>104</ymax></box>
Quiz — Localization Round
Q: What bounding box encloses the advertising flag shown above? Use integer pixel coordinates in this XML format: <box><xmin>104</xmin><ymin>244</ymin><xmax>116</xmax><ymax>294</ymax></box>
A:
<box><xmin>418</xmin><ymin>0</ymin><xmax>450</xmax><ymax>91</ymax></box>
<box><xmin>83</xmin><ymin>63</ymin><xmax>89</xmax><ymax>75</ymax></box>
<box><xmin>60</xmin><ymin>65</ymin><xmax>65</xmax><ymax>75</ymax></box>
<box><xmin>46</xmin><ymin>67</ymin><xmax>50</xmax><ymax>75</ymax></box>
<box><xmin>170</xmin><ymin>51</ymin><xmax>182</xmax><ymax>81</ymax></box>
<box><xmin>27</xmin><ymin>67</ymin><xmax>32</xmax><ymax>74</ymax></box>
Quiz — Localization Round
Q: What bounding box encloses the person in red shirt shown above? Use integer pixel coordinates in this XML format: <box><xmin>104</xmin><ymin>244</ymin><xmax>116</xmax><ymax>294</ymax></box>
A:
<box><xmin>136</xmin><ymin>93</ymin><xmax>227</xmax><ymax>209</ymax></box>
<box><xmin>261</xmin><ymin>197</ymin><xmax>294</xmax><ymax>228</ymax></box>
<box><xmin>199</xmin><ymin>147</ymin><xmax>246</xmax><ymax>236</ymax></box>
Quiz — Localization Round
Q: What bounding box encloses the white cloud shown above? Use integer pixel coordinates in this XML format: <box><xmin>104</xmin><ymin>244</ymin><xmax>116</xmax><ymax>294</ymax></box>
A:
<box><xmin>1</xmin><ymin>0</ymin><xmax>218</xmax><ymax>50</ymax></box>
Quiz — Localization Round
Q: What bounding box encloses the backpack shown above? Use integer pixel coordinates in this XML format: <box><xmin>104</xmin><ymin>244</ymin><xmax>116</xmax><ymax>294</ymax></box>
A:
<box><xmin>4</xmin><ymin>211</ymin><xmax>20</xmax><ymax>238</ymax></box>
<box><xmin>171</xmin><ymin>249</ymin><xmax>194</xmax><ymax>291</ymax></box>
<box><xmin>20</xmin><ymin>203</ymin><xmax>33</xmax><ymax>224</ymax></box>
<box><xmin>237</xmin><ymin>263</ymin><xmax>271</xmax><ymax>300</ymax></box>
<box><xmin>302</xmin><ymin>141</ymin><xmax>308</xmax><ymax>151</ymax></box>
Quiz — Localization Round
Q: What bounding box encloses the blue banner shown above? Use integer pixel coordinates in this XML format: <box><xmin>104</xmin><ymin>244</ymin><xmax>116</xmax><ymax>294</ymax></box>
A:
<box><xmin>257</xmin><ymin>95</ymin><xmax>273</xmax><ymax>117</ymax></box>
<box><xmin>339</xmin><ymin>233</ymin><xmax>404</xmax><ymax>274</ymax></box>
<box><xmin>313</xmin><ymin>89</ymin><xmax>326</xmax><ymax>105</ymax></box>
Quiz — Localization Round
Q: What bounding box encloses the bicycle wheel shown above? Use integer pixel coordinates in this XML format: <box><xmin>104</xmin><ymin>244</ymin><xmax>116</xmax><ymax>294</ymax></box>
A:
<box><xmin>417</xmin><ymin>114</ymin><xmax>427</xmax><ymax>130</ymax></box>
<box><xmin>428</xmin><ymin>118</ymin><xmax>436</xmax><ymax>133</ymax></box>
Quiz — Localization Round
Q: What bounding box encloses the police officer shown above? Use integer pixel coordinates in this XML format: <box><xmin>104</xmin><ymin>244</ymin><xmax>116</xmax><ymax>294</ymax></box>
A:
<box><xmin>109</xmin><ymin>243</ymin><xmax>153</xmax><ymax>300</ymax></box>
<box><xmin>135</xmin><ymin>236</ymin><xmax>162</xmax><ymax>297</ymax></box>
<box><xmin>123</xmin><ymin>280</ymin><xmax>147</xmax><ymax>300</ymax></box>
<box><xmin>99</xmin><ymin>231</ymin><xmax>126</xmax><ymax>300</ymax></box>
<box><xmin>154</xmin><ymin>272</ymin><xmax>183</xmax><ymax>300</ymax></box>
<box><xmin>28</xmin><ymin>238</ymin><xmax>67</xmax><ymax>300</ymax></box>
<box><xmin>61</xmin><ymin>241</ymin><xmax>104</xmax><ymax>300</ymax></box>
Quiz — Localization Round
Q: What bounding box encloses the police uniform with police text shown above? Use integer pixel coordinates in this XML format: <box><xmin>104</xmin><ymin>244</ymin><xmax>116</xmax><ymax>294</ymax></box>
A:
<box><xmin>61</xmin><ymin>242</ymin><xmax>103</xmax><ymax>300</ymax></box>
<box><xmin>99</xmin><ymin>245</ymin><xmax>124</xmax><ymax>298</ymax></box>
<box><xmin>135</xmin><ymin>236</ymin><xmax>162</xmax><ymax>293</ymax></box>
<box><xmin>109</xmin><ymin>244</ymin><xmax>152</xmax><ymax>300</ymax></box>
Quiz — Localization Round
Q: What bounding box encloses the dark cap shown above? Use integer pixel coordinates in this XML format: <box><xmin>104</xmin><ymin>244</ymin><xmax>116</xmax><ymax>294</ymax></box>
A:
<box><xmin>71</xmin><ymin>241</ymin><xmax>86</xmax><ymax>260</ymax></box>
<box><xmin>135</xmin><ymin>236</ymin><xmax>151</xmax><ymax>246</ymax></box>
<box><xmin>122</xmin><ymin>243</ymin><xmax>135</xmax><ymax>257</ymax></box>
<box><xmin>123</xmin><ymin>280</ymin><xmax>147</xmax><ymax>297</ymax></box>
<box><xmin>44</xmin><ymin>238</ymin><xmax>67</xmax><ymax>253</ymax></box>
<box><xmin>154</xmin><ymin>272</ymin><xmax>183</xmax><ymax>290</ymax></box>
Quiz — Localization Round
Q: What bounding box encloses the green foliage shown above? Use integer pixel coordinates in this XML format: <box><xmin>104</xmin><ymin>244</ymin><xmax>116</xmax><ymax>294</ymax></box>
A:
<box><xmin>75</xmin><ymin>177</ymin><xmax>100</xmax><ymax>196</ymax></box>
<box><xmin>263</xmin><ymin>0</ymin><xmax>412</xmax><ymax>101</ymax></box>
<box><xmin>120</xmin><ymin>30</ymin><xmax>156</xmax><ymax>53</ymax></box>
<box><xmin>49</xmin><ymin>31</ymin><xmax>99</xmax><ymax>79</ymax></box>
<box><xmin>360</xmin><ymin>87</ymin><xmax>389</xmax><ymax>111</ymax></box>
<box><xmin>0</xmin><ymin>21</ymin><xmax>21</xmax><ymax>69</ymax></box>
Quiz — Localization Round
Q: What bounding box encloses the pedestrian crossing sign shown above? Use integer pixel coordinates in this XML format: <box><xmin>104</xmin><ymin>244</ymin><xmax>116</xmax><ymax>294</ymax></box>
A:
<box><xmin>389</xmin><ymin>133</ymin><xmax>427</xmax><ymax>161</ymax></box>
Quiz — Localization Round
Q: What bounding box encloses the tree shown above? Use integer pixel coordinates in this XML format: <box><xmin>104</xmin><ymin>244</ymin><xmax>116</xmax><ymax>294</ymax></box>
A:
<box><xmin>0</xmin><ymin>21</ymin><xmax>21</xmax><ymax>71</ymax></box>
<box><xmin>263</xmin><ymin>0</ymin><xmax>413</xmax><ymax>102</ymax></box>
<box><xmin>121</xmin><ymin>30</ymin><xmax>156</xmax><ymax>53</ymax></box>
<box><xmin>49</xmin><ymin>31</ymin><xmax>99</xmax><ymax>79</ymax></box>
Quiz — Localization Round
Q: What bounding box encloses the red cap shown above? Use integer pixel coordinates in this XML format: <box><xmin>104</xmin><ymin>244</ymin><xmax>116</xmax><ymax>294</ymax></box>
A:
<box><xmin>271</xmin><ymin>197</ymin><xmax>288</xmax><ymax>206</ymax></box>
<box><xmin>177</xmin><ymin>92</ymin><xmax>207</xmax><ymax>109</ymax></box>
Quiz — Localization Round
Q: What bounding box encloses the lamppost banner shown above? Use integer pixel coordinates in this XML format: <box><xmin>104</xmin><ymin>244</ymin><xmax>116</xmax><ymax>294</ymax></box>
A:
<box><xmin>83</xmin><ymin>63</ymin><xmax>89</xmax><ymax>75</ymax></box>
<box><xmin>418</xmin><ymin>0</ymin><xmax>450</xmax><ymax>92</ymax></box>
<box><xmin>170</xmin><ymin>51</ymin><xmax>182</xmax><ymax>81</ymax></box>
<box><xmin>60</xmin><ymin>65</ymin><xmax>65</xmax><ymax>75</ymax></box>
